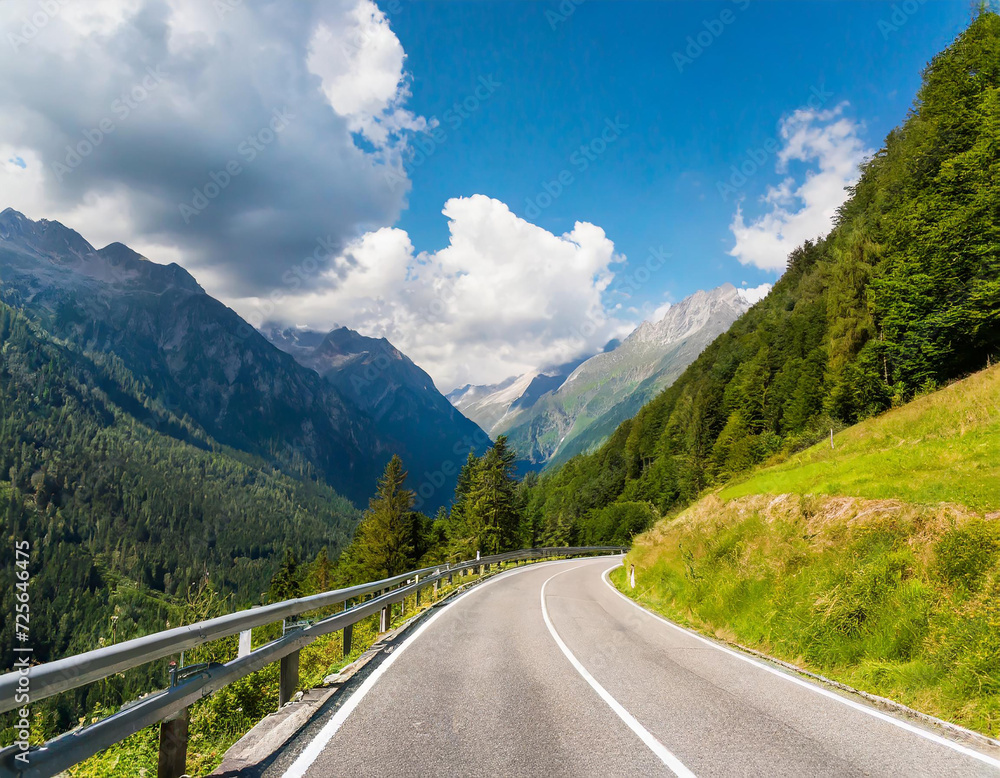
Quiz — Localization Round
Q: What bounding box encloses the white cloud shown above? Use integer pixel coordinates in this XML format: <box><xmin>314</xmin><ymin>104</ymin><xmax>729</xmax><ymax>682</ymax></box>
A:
<box><xmin>0</xmin><ymin>0</ymin><xmax>422</xmax><ymax>294</ymax></box>
<box><xmin>650</xmin><ymin>301</ymin><xmax>673</xmax><ymax>323</ymax></box>
<box><xmin>737</xmin><ymin>282</ymin><xmax>771</xmax><ymax>305</ymax></box>
<box><xmin>230</xmin><ymin>195</ymin><xmax>633</xmax><ymax>391</ymax></box>
<box><xmin>306</xmin><ymin>1</ymin><xmax>428</xmax><ymax>152</ymax></box>
<box><xmin>729</xmin><ymin>103</ymin><xmax>872</xmax><ymax>271</ymax></box>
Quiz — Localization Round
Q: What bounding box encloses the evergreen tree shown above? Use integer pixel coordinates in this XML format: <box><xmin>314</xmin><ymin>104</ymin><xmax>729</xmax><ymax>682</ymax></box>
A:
<box><xmin>349</xmin><ymin>455</ymin><xmax>416</xmax><ymax>579</ymax></box>
<box><xmin>268</xmin><ymin>549</ymin><xmax>302</xmax><ymax>602</ymax></box>
<box><xmin>466</xmin><ymin>436</ymin><xmax>520</xmax><ymax>554</ymax></box>
<box><xmin>304</xmin><ymin>546</ymin><xmax>334</xmax><ymax>594</ymax></box>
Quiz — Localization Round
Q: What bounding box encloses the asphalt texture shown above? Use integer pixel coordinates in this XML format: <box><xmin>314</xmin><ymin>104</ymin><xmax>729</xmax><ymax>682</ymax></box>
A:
<box><xmin>271</xmin><ymin>557</ymin><xmax>1000</xmax><ymax>778</ymax></box>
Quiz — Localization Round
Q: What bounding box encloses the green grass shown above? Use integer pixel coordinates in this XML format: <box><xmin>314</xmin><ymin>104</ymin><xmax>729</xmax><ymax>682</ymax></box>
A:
<box><xmin>619</xmin><ymin>497</ymin><xmax>1000</xmax><ymax>737</ymax></box>
<box><xmin>619</xmin><ymin>366</ymin><xmax>1000</xmax><ymax>737</ymax></box>
<box><xmin>720</xmin><ymin>365</ymin><xmax>1000</xmax><ymax>512</ymax></box>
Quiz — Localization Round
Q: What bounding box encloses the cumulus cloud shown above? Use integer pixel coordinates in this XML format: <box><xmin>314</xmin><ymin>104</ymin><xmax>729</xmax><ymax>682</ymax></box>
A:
<box><xmin>306</xmin><ymin>3</ymin><xmax>428</xmax><ymax>152</ymax></box>
<box><xmin>232</xmin><ymin>195</ymin><xmax>634</xmax><ymax>391</ymax></box>
<box><xmin>0</xmin><ymin>0</ymin><xmax>419</xmax><ymax>294</ymax></box>
<box><xmin>737</xmin><ymin>282</ymin><xmax>771</xmax><ymax>305</ymax></box>
<box><xmin>729</xmin><ymin>103</ymin><xmax>872</xmax><ymax>271</ymax></box>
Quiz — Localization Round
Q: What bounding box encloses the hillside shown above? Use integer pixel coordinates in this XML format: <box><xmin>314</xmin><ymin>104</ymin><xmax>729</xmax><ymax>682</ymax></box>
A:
<box><xmin>0</xmin><ymin>210</ymin><xmax>481</xmax><ymax>510</ymax></box>
<box><xmin>504</xmin><ymin>284</ymin><xmax>760</xmax><ymax>468</ymax></box>
<box><xmin>264</xmin><ymin>324</ymin><xmax>490</xmax><ymax>510</ymax></box>
<box><xmin>0</xmin><ymin>209</ymin><xmax>394</xmax><ymax>505</ymax></box>
<box><xmin>447</xmin><ymin>356</ymin><xmax>587</xmax><ymax>438</ymax></box>
<box><xmin>615</xmin><ymin>365</ymin><xmax>1000</xmax><ymax>736</ymax></box>
<box><xmin>528</xmin><ymin>9</ymin><xmax>1000</xmax><ymax>545</ymax></box>
<box><xmin>449</xmin><ymin>284</ymin><xmax>757</xmax><ymax>468</ymax></box>
<box><xmin>0</xmin><ymin>302</ymin><xmax>360</xmax><ymax>728</ymax></box>
<box><xmin>721</xmin><ymin>364</ymin><xmax>1000</xmax><ymax>511</ymax></box>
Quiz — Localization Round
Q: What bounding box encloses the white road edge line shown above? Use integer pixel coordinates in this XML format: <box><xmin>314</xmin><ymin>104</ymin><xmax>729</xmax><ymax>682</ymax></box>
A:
<box><xmin>540</xmin><ymin>565</ymin><xmax>696</xmax><ymax>778</ymax></box>
<box><xmin>600</xmin><ymin>564</ymin><xmax>1000</xmax><ymax>772</ymax></box>
<box><xmin>281</xmin><ymin>558</ymin><xmax>603</xmax><ymax>778</ymax></box>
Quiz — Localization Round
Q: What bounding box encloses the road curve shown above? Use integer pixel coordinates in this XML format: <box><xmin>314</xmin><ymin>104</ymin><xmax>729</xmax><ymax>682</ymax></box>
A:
<box><xmin>275</xmin><ymin>557</ymin><xmax>1000</xmax><ymax>777</ymax></box>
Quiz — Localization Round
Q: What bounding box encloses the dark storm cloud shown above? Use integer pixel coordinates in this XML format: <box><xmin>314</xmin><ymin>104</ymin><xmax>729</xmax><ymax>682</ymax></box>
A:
<box><xmin>0</xmin><ymin>0</ymin><xmax>411</xmax><ymax>294</ymax></box>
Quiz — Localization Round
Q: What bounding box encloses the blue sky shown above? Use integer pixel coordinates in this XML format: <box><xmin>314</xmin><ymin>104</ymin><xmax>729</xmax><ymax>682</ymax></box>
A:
<box><xmin>0</xmin><ymin>0</ymin><xmax>982</xmax><ymax>390</ymax></box>
<box><xmin>390</xmin><ymin>0</ymin><xmax>974</xmax><ymax>314</ymax></box>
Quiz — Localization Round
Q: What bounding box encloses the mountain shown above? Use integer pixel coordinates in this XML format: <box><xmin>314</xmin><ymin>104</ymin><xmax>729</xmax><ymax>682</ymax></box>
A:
<box><xmin>446</xmin><ymin>356</ymin><xmax>588</xmax><ymax>436</ymax></box>
<box><xmin>0</xmin><ymin>209</ymin><xmax>460</xmax><ymax>509</ymax></box>
<box><xmin>0</xmin><ymin>299</ymin><xmax>360</xmax><ymax>715</ymax></box>
<box><xmin>454</xmin><ymin>284</ymin><xmax>762</xmax><ymax>467</ymax></box>
<box><xmin>263</xmin><ymin>324</ymin><xmax>490</xmax><ymax>510</ymax></box>
<box><xmin>526</xmin><ymin>9</ymin><xmax>1000</xmax><ymax>545</ymax></box>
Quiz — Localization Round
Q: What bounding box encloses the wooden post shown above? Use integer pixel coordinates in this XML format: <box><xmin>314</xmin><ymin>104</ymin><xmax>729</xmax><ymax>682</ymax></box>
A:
<box><xmin>279</xmin><ymin>650</ymin><xmax>299</xmax><ymax>707</ymax></box>
<box><xmin>157</xmin><ymin>708</ymin><xmax>188</xmax><ymax>778</ymax></box>
<box><xmin>342</xmin><ymin>623</ymin><xmax>353</xmax><ymax>657</ymax></box>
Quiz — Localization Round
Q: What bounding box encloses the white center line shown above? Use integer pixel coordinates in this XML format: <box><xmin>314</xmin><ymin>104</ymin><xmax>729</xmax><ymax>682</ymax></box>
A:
<box><xmin>282</xmin><ymin>558</ymin><xmax>597</xmax><ymax>778</ymax></box>
<box><xmin>540</xmin><ymin>564</ymin><xmax>697</xmax><ymax>778</ymax></box>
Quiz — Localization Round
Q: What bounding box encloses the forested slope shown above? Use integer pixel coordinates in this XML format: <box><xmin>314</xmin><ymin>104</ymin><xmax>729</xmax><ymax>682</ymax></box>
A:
<box><xmin>0</xmin><ymin>302</ymin><xmax>359</xmax><ymax>723</ymax></box>
<box><xmin>529</xmin><ymin>9</ymin><xmax>1000</xmax><ymax>543</ymax></box>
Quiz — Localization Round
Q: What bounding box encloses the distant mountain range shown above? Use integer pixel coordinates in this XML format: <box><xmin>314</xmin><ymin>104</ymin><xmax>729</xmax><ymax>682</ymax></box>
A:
<box><xmin>0</xmin><ymin>208</ymin><xmax>485</xmax><ymax>510</ymax></box>
<box><xmin>450</xmin><ymin>284</ymin><xmax>767</xmax><ymax>468</ymax></box>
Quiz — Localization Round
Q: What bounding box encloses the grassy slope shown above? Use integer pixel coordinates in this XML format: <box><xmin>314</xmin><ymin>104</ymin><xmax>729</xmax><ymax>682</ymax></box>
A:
<box><xmin>617</xmin><ymin>366</ymin><xmax>1000</xmax><ymax>736</ymax></box>
<box><xmin>721</xmin><ymin>364</ymin><xmax>1000</xmax><ymax>512</ymax></box>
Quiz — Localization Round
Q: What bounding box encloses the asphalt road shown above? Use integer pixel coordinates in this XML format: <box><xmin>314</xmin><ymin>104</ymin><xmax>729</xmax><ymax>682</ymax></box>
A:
<box><xmin>277</xmin><ymin>557</ymin><xmax>1000</xmax><ymax>777</ymax></box>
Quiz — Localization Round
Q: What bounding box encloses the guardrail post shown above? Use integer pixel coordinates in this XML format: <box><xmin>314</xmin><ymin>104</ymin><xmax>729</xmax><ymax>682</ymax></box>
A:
<box><xmin>433</xmin><ymin>579</ymin><xmax>439</xmax><ymax>597</ymax></box>
<box><xmin>157</xmin><ymin>707</ymin><xmax>188</xmax><ymax>778</ymax></box>
<box><xmin>342</xmin><ymin>623</ymin><xmax>353</xmax><ymax>657</ymax></box>
<box><xmin>380</xmin><ymin>602</ymin><xmax>391</xmax><ymax>633</ymax></box>
<box><xmin>279</xmin><ymin>650</ymin><xmax>299</xmax><ymax>707</ymax></box>
<box><xmin>238</xmin><ymin>629</ymin><xmax>252</xmax><ymax>658</ymax></box>
<box><xmin>415</xmin><ymin>586</ymin><xmax>421</xmax><ymax>607</ymax></box>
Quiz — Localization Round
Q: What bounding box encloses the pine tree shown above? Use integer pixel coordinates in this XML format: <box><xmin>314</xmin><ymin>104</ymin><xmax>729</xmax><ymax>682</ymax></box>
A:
<box><xmin>445</xmin><ymin>450</ymin><xmax>480</xmax><ymax>547</ymax></box>
<box><xmin>466</xmin><ymin>436</ymin><xmax>520</xmax><ymax>554</ymax></box>
<box><xmin>304</xmin><ymin>546</ymin><xmax>334</xmax><ymax>594</ymax></box>
<box><xmin>268</xmin><ymin>548</ymin><xmax>302</xmax><ymax>602</ymax></box>
<box><xmin>349</xmin><ymin>455</ymin><xmax>415</xmax><ymax>579</ymax></box>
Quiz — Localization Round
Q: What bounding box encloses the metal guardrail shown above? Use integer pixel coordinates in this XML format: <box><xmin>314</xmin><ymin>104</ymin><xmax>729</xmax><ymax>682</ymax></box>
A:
<box><xmin>0</xmin><ymin>546</ymin><xmax>624</xmax><ymax>777</ymax></box>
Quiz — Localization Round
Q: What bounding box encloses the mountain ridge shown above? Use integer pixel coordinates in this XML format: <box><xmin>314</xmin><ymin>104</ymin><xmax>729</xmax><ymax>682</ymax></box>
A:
<box><xmin>449</xmin><ymin>283</ymin><xmax>766</xmax><ymax>467</ymax></box>
<box><xmin>0</xmin><ymin>209</ymin><xmax>468</xmax><ymax>509</ymax></box>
